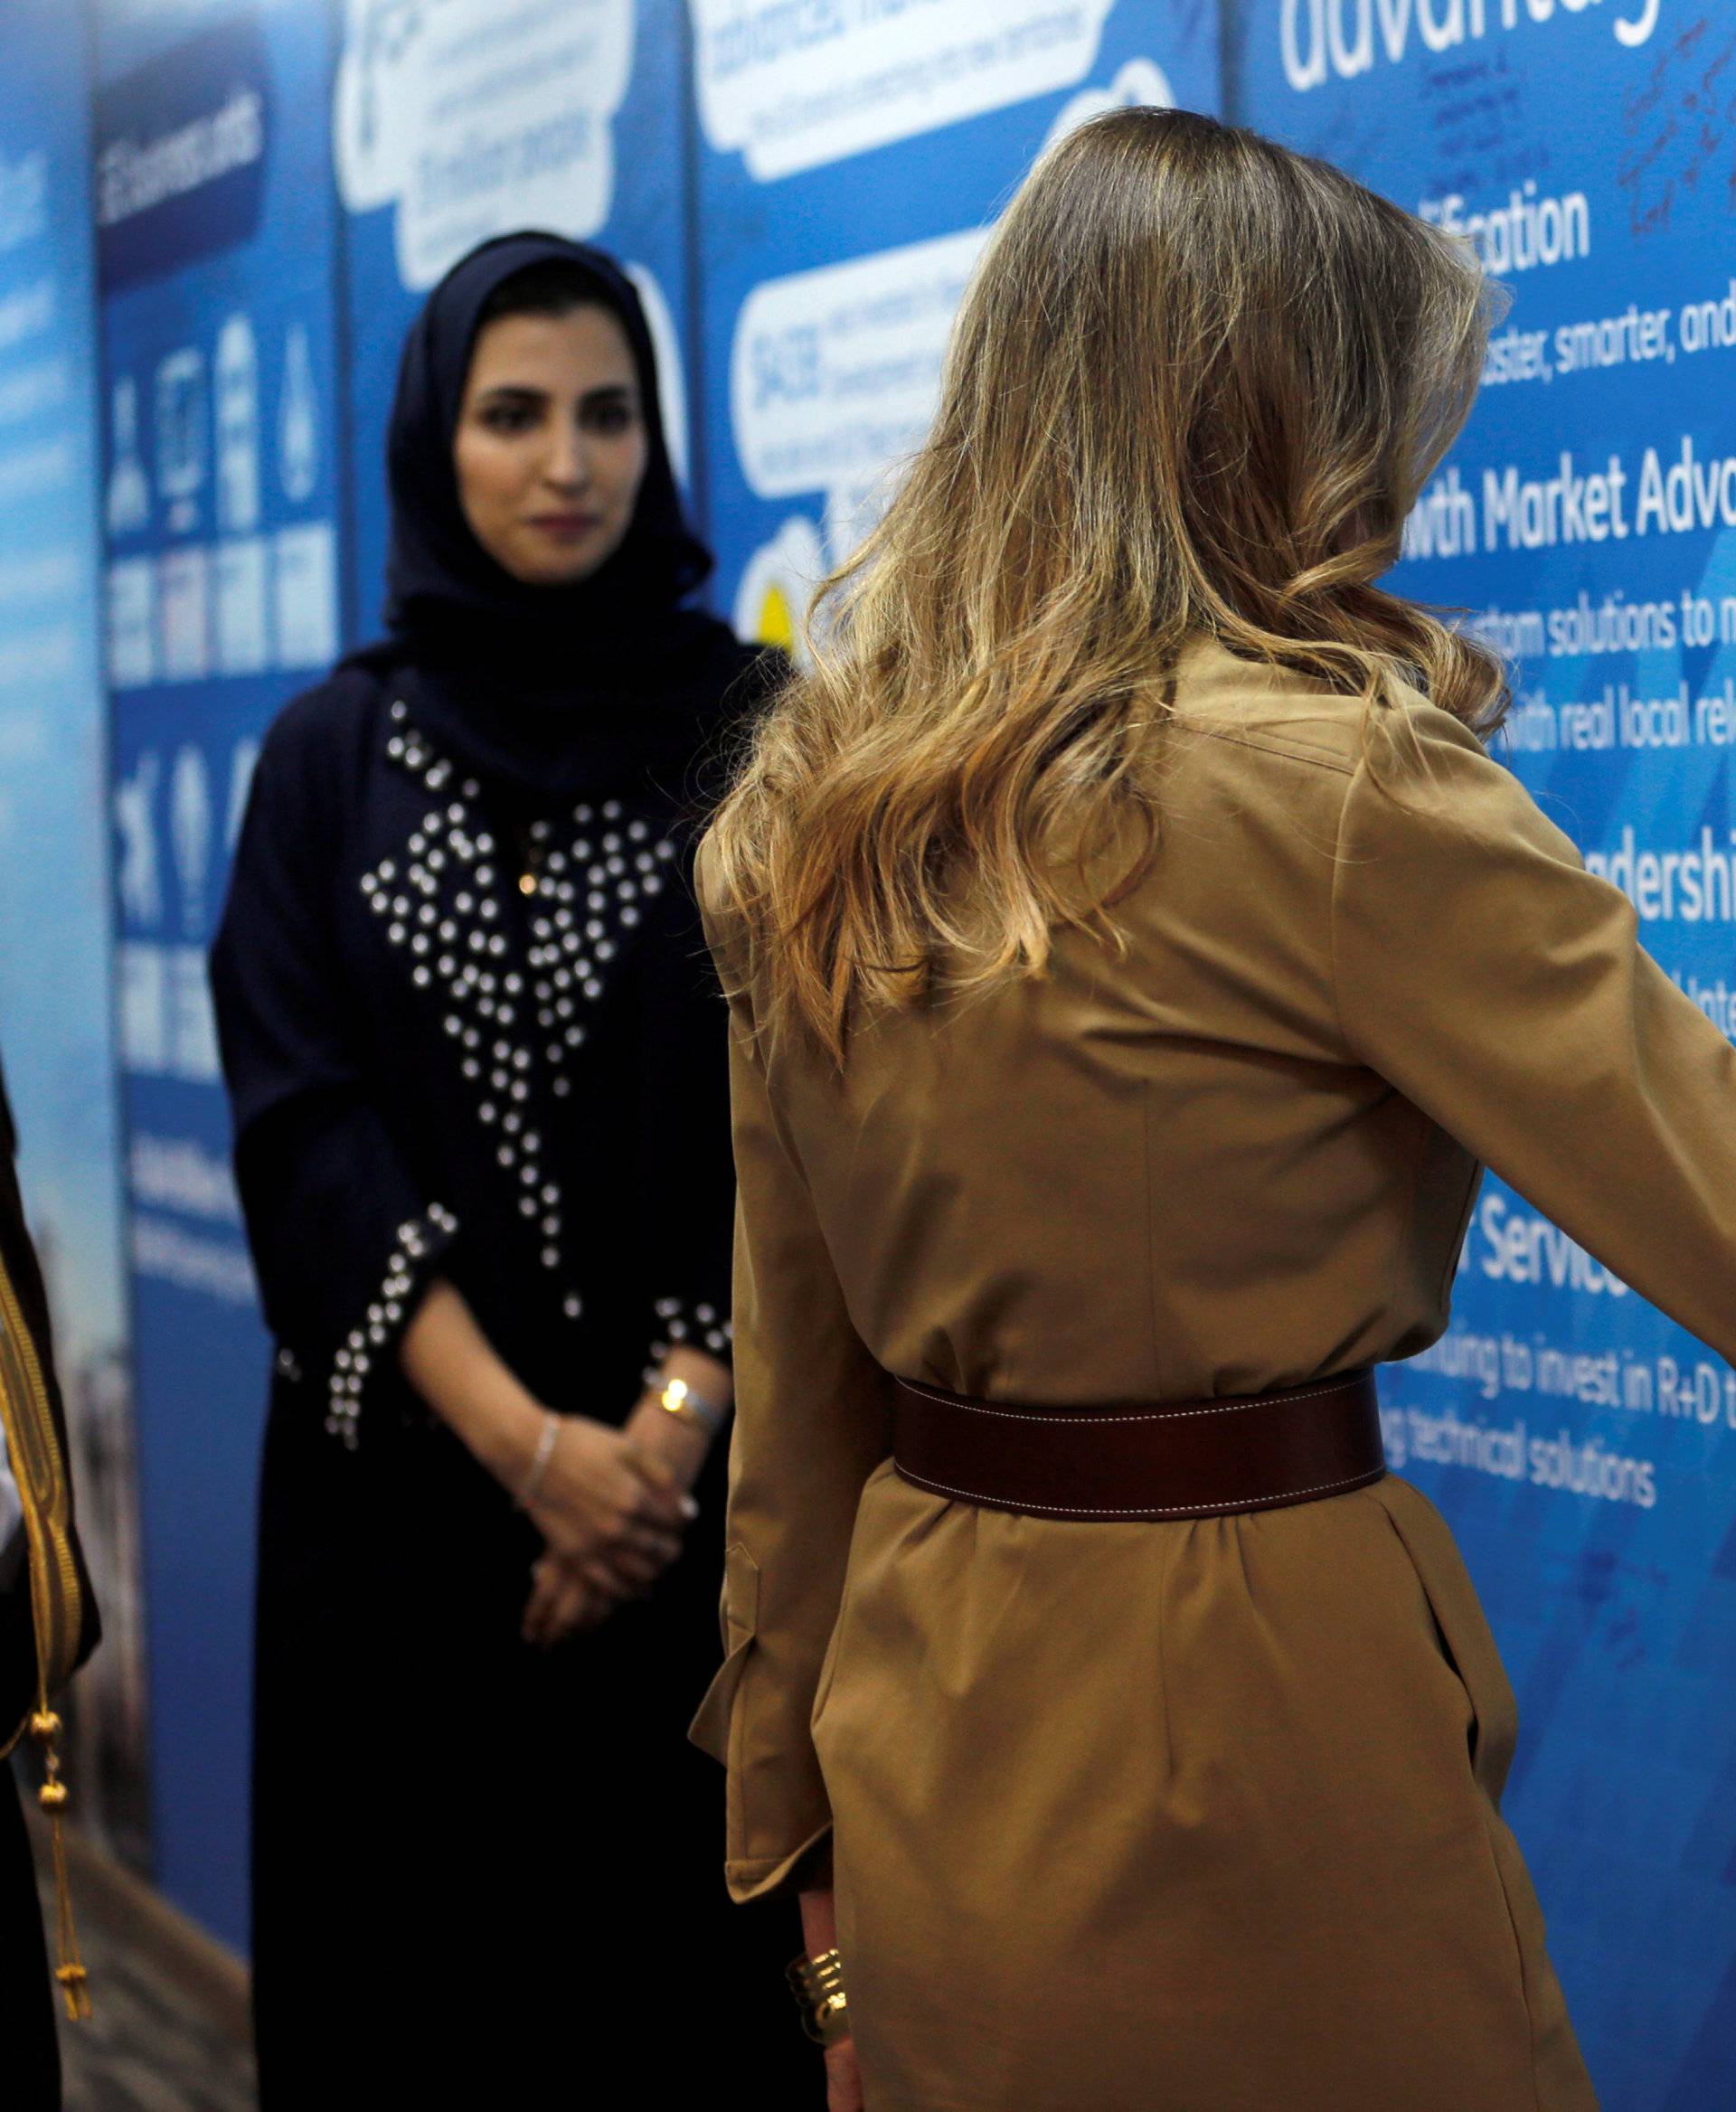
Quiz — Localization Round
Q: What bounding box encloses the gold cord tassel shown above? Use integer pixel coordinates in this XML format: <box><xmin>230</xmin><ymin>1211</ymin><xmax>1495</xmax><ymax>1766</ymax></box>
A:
<box><xmin>29</xmin><ymin>1710</ymin><xmax>90</xmax><ymax>2020</ymax></box>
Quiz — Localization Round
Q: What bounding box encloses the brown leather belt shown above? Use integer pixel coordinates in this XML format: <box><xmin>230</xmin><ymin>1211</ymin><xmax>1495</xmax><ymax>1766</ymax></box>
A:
<box><xmin>892</xmin><ymin>1368</ymin><xmax>1384</xmax><ymax>1522</ymax></box>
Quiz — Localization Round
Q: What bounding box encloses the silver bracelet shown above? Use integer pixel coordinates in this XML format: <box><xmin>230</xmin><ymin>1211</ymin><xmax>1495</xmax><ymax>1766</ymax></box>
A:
<box><xmin>515</xmin><ymin>1411</ymin><xmax>561</xmax><ymax>1509</ymax></box>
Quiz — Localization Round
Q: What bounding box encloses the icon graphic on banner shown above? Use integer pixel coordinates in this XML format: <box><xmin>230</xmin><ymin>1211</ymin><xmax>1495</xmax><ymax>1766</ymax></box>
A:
<box><xmin>215</xmin><ymin>313</ymin><xmax>260</xmax><ymax>533</ymax></box>
<box><xmin>167</xmin><ymin>947</ymin><xmax>222</xmax><ymax>1081</ymax></box>
<box><xmin>158</xmin><ymin>546</ymin><xmax>211</xmax><ymax>681</ymax></box>
<box><xmin>118</xmin><ymin>941</ymin><xmax>167</xmax><ymax>1075</ymax></box>
<box><xmin>106</xmin><ymin>556</ymin><xmax>156</xmax><ymax>688</ymax></box>
<box><xmin>214</xmin><ymin>538</ymin><xmax>269</xmax><ymax>674</ymax></box>
<box><xmin>154</xmin><ymin>346</ymin><xmax>206</xmax><ymax>534</ymax></box>
<box><xmin>273</xmin><ymin>520</ymin><xmax>338</xmax><ymax>670</ymax></box>
<box><xmin>278</xmin><ymin>323</ymin><xmax>318</xmax><ymax>504</ymax></box>
<box><xmin>115</xmin><ymin>750</ymin><xmax>162</xmax><ymax>929</ymax></box>
<box><xmin>733</xmin><ymin>515</ymin><xmax>826</xmax><ymax>665</ymax></box>
<box><xmin>225</xmin><ymin>736</ymin><xmax>259</xmax><ymax>851</ymax></box>
<box><xmin>170</xmin><ymin>744</ymin><xmax>212</xmax><ymax>939</ymax></box>
<box><xmin>106</xmin><ymin>375</ymin><xmax>150</xmax><ymax>535</ymax></box>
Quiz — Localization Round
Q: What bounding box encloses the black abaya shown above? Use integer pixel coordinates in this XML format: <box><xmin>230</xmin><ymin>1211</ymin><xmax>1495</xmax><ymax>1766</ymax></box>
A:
<box><xmin>211</xmin><ymin>232</ymin><xmax>812</xmax><ymax>2102</ymax></box>
<box><xmin>217</xmin><ymin>666</ymin><xmax>809</xmax><ymax>2101</ymax></box>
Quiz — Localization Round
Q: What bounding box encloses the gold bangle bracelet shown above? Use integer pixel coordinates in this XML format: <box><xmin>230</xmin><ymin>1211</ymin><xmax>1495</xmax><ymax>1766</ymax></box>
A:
<box><xmin>787</xmin><ymin>1947</ymin><xmax>850</xmax><ymax>2047</ymax></box>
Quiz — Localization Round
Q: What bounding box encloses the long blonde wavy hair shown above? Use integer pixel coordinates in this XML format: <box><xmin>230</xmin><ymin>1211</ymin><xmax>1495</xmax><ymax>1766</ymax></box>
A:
<box><xmin>706</xmin><ymin>107</ymin><xmax>1506</xmax><ymax>1062</ymax></box>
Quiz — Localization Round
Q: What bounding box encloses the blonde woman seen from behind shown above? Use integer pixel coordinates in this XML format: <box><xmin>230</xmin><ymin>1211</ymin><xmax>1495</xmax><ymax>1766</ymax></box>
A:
<box><xmin>692</xmin><ymin>108</ymin><xmax>1725</xmax><ymax>2107</ymax></box>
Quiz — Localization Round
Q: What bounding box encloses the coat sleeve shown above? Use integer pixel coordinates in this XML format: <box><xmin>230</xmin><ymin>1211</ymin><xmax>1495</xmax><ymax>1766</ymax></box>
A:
<box><xmin>1331</xmin><ymin>698</ymin><xmax>1736</xmax><ymax>1364</ymax></box>
<box><xmin>687</xmin><ymin>841</ymin><xmax>896</xmax><ymax>1902</ymax></box>
<box><xmin>210</xmin><ymin>695</ymin><xmax>458</xmax><ymax>1447</ymax></box>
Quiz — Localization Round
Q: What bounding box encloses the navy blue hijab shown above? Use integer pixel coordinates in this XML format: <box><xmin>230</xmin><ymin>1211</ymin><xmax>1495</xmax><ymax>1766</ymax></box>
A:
<box><xmin>352</xmin><ymin>231</ymin><xmax>759</xmax><ymax>802</ymax></box>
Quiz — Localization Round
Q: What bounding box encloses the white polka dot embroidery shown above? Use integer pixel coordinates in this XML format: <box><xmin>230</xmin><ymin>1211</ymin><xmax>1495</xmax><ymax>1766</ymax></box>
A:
<box><xmin>326</xmin><ymin>1203</ymin><xmax>458</xmax><ymax>1447</ymax></box>
<box><xmin>645</xmin><ymin>1296</ymin><xmax>733</xmax><ymax>1386</ymax></box>
<box><xmin>364</xmin><ymin>704</ymin><xmax>675</xmax><ymax>1335</ymax></box>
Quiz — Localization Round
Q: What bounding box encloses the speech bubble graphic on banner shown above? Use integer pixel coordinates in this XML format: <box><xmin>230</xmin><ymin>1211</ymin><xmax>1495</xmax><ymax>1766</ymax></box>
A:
<box><xmin>734</xmin><ymin>514</ymin><xmax>828</xmax><ymax>665</ymax></box>
<box><xmin>731</xmin><ymin>225</ymin><xmax>989</xmax><ymax>551</ymax></box>
<box><xmin>693</xmin><ymin>0</ymin><xmax>1115</xmax><ymax>181</ymax></box>
<box><xmin>334</xmin><ymin>0</ymin><xmax>632</xmax><ymax>290</ymax></box>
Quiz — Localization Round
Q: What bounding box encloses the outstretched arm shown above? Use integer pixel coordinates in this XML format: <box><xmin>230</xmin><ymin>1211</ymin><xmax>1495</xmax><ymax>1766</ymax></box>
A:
<box><xmin>1333</xmin><ymin>700</ymin><xmax>1736</xmax><ymax>1364</ymax></box>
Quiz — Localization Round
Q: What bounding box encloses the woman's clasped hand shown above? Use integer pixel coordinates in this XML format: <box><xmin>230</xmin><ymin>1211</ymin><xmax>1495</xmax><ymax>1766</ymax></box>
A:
<box><xmin>519</xmin><ymin>1410</ymin><xmax>697</xmax><ymax>1645</ymax></box>
<box><xmin>394</xmin><ymin>1278</ymin><xmax>712</xmax><ymax>1648</ymax></box>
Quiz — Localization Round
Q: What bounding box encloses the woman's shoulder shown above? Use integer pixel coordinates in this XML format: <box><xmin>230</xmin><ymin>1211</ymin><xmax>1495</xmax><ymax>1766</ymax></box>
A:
<box><xmin>254</xmin><ymin>660</ymin><xmax>395</xmax><ymax>802</ymax></box>
<box><xmin>265</xmin><ymin>660</ymin><xmax>389</xmax><ymax>750</ymax></box>
<box><xmin>1165</xmin><ymin>636</ymin><xmax>1372</xmax><ymax>776</ymax></box>
<box><xmin>1166</xmin><ymin>636</ymin><xmax>1493</xmax><ymax>782</ymax></box>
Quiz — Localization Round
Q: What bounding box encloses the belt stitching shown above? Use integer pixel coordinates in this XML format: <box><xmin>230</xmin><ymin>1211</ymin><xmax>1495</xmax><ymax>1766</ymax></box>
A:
<box><xmin>894</xmin><ymin>1464</ymin><xmax>1385</xmax><ymax>1518</ymax></box>
<box><xmin>893</xmin><ymin>1375</ymin><xmax>1364</xmax><ymax>1425</ymax></box>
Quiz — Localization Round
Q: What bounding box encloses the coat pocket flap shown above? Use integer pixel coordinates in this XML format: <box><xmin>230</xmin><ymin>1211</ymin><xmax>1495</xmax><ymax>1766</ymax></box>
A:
<box><xmin>691</xmin><ymin>1540</ymin><xmax>761</xmax><ymax>1762</ymax></box>
<box><xmin>688</xmin><ymin>1627</ymin><xmax>752</xmax><ymax>1762</ymax></box>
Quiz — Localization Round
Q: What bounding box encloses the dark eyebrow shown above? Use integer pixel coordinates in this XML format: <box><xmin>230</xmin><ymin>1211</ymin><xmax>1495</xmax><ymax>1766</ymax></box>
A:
<box><xmin>472</xmin><ymin>380</ymin><xmax>637</xmax><ymax>412</ymax></box>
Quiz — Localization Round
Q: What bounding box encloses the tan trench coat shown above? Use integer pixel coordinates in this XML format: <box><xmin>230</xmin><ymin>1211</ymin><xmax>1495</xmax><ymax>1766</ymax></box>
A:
<box><xmin>694</xmin><ymin>636</ymin><xmax>1732</xmax><ymax>2108</ymax></box>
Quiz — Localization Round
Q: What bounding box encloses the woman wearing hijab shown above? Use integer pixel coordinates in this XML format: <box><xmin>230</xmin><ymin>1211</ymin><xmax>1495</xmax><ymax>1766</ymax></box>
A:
<box><xmin>212</xmin><ymin>233</ymin><xmax>805</xmax><ymax>2102</ymax></box>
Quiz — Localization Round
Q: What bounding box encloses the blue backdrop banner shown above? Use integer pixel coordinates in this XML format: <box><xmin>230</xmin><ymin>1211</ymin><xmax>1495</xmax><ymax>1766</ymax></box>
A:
<box><xmin>1233</xmin><ymin>6</ymin><xmax>1736</xmax><ymax>2106</ymax></box>
<box><xmin>14</xmin><ymin>11</ymin><xmax>1725</xmax><ymax>2083</ymax></box>
<box><xmin>95</xmin><ymin>0</ymin><xmax>344</xmax><ymax>1947</ymax></box>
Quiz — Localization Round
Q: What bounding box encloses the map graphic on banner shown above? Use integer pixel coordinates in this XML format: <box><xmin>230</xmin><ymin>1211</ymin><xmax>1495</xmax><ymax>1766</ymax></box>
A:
<box><xmin>95</xmin><ymin>0</ymin><xmax>344</xmax><ymax>1948</ymax></box>
<box><xmin>0</xmin><ymin>0</ymin><xmax>146</xmax><ymax>1869</ymax></box>
<box><xmin>335</xmin><ymin>0</ymin><xmax>697</xmax><ymax>643</ymax></box>
<box><xmin>695</xmin><ymin>0</ymin><xmax>1215</xmax><ymax>665</ymax></box>
<box><xmin>1236</xmin><ymin>8</ymin><xmax>1734</xmax><ymax>2104</ymax></box>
